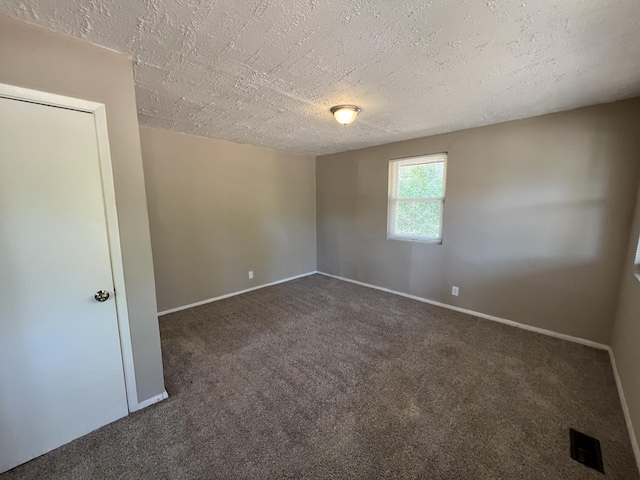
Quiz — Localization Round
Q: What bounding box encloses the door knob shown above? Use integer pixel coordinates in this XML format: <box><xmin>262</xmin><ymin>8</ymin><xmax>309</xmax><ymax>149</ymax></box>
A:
<box><xmin>94</xmin><ymin>290</ymin><xmax>110</xmax><ymax>302</ymax></box>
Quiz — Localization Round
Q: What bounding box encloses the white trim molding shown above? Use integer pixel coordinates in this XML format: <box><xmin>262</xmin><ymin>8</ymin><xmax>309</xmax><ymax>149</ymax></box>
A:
<box><xmin>317</xmin><ymin>271</ymin><xmax>608</xmax><ymax>350</ymax></box>
<box><xmin>133</xmin><ymin>391</ymin><xmax>169</xmax><ymax>411</ymax></box>
<box><xmin>158</xmin><ymin>271</ymin><xmax>318</xmax><ymax>316</ymax></box>
<box><xmin>608</xmin><ymin>350</ymin><xmax>640</xmax><ymax>474</ymax></box>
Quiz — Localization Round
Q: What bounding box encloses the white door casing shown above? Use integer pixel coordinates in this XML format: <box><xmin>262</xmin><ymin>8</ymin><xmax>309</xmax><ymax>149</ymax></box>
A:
<box><xmin>0</xmin><ymin>84</ymin><xmax>138</xmax><ymax>472</ymax></box>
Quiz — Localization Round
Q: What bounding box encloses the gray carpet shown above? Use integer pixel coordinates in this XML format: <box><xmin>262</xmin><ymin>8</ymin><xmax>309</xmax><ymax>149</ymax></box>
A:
<box><xmin>2</xmin><ymin>274</ymin><xmax>639</xmax><ymax>479</ymax></box>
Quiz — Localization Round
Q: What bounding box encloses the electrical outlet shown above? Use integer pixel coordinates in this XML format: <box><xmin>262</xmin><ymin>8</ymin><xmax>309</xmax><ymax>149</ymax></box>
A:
<box><xmin>248</xmin><ymin>271</ymin><xmax>253</xmax><ymax>279</ymax></box>
<box><xmin>452</xmin><ymin>286</ymin><xmax>459</xmax><ymax>296</ymax></box>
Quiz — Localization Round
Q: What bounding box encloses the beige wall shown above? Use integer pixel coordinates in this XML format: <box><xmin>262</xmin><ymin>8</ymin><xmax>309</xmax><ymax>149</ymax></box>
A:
<box><xmin>140</xmin><ymin>126</ymin><xmax>317</xmax><ymax>312</ymax></box>
<box><xmin>0</xmin><ymin>14</ymin><xmax>165</xmax><ymax>403</ymax></box>
<box><xmin>612</xmin><ymin>182</ymin><xmax>640</xmax><ymax>463</ymax></box>
<box><xmin>317</xmin><ymin>99</ymin><xmax>640</xmax><ymax>344</ymax></box>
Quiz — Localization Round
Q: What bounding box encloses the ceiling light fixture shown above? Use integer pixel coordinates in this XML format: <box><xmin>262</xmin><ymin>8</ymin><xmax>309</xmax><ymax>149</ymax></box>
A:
<box><xmin>330</xmin><ymin>105</ymin><xmax>361</xmax><ymax>125</ymax></box>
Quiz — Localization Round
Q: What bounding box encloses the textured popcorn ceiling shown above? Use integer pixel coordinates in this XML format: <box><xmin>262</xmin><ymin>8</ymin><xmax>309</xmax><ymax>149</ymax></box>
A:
<box><xmin>3</xmin><ymin>1</ymin><xmax>640</xmax><ymax>155</ymax></box>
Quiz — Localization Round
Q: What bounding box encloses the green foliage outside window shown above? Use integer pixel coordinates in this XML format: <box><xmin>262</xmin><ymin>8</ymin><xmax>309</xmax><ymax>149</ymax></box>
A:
<box><xmin>394</xmin><ymin>161</ymin><xmax>444</xmax><ymax>239</ymax></box>
<box><xmin>397</xmin><ymin>162</ymin><xmax>444</xmax><ymax>198</ymax></box>
<box><xmin>396</xmin><ymin>200</ymin><xmax>442</xmax><ymax>238</ymax></box>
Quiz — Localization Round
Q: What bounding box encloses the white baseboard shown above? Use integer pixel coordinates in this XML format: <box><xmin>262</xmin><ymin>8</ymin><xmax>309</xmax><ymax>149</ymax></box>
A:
<box><xmin>608</xmin><ymin>349</ymin><xmax>640</xmax><ymax>474</ymax></box>
<box><xmin>158</xmin><ymin>271</ymin><xmax>318</xmax><ymax>316</ymax></box>
<box><xmin>317</xmin><ymin>271</ymin><xmax>608</xmax><ymax>350</ymax></box>
<box><xmin>133</xmin><ymin>390</ymin><xmax>169</xmax><ymax>411</ymax></box>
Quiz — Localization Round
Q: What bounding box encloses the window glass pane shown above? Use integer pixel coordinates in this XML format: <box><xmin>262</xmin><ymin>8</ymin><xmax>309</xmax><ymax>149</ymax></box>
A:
<box><xmin>395</xmin><ymin>200</ymin><xmax>442</xmax><ymax>239</ymax></box>
<box><xmin>397</xmin><ymin>161</ymin><xmax>444</xmax><ymax>198</ymax></box>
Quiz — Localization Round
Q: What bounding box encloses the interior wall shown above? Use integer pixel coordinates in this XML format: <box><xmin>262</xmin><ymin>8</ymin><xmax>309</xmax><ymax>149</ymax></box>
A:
<box><xmin>0</xmin><ymin>14</ymin><xmax>165</xmax><ymax>404</ymax></box>
<box><xmin>140</xmin><ymin>126</ymin><xmax>317</xmax><ymax>313</ymax></box>
<box><xmin>317</xmin><ymin>98</ymin><xmax>640</xmax><ymax>344</ymax></box>
<box><xmin>612</xmin><ymin>181</ymin><xmax>640</xmax><ymax>464</ymax></box>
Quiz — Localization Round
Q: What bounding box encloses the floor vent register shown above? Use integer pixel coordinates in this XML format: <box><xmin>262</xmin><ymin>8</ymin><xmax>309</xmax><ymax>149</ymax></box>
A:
<box><xmin>570</xmin><ymin>428</ymin><xmax>604</xmax><ymax>474</ymax></box>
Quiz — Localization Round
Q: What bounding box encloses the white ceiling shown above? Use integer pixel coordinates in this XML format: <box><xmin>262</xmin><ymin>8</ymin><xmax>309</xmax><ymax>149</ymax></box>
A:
<box><xmin>3</xmin><ymin>1</ymin><xmax>640</xmax><ymax>155</ymax></box>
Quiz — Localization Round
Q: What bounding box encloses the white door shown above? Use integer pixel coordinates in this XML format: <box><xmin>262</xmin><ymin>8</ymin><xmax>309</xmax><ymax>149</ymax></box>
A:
<box><xmin>0</xmin><ymin>96</ymin><xmax>129</xmax><ymax>473</ymax></box>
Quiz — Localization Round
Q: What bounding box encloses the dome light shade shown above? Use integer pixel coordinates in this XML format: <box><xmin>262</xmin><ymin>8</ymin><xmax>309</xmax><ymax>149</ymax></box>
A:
<box><xmin>330</xmin><ymin>105</ymin><xmax>361</xmax><ymax>125</ymax></box>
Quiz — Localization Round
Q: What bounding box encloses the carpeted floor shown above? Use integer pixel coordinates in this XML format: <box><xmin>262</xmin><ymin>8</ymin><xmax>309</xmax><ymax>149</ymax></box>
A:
<box><xmin>3</xmin><ymin>274</ymin><xmax>639</xmax><ymax>479</ymax></box>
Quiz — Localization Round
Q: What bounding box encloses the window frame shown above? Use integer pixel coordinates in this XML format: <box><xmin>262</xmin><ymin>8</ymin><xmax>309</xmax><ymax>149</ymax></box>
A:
<box><xmin>634</xmin><ymin>234</ymin><xmax>640</xmax><ymax>281</ymax></box>
<box><xmin>387</xmin><ymin>152</ymin><xmax>447</xmax><ymax>244</ymax></box>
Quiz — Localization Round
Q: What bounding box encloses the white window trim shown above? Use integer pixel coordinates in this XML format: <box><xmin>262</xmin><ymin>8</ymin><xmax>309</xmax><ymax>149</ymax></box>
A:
<box><xmin>387</xmin><ymin>153</ymin><xmax>447</xmax><ymax>244</ymax></box>
<box><xmin>634</xmin><ymin>233</ymin><xmax>640</xmax><ymax>281</ymax></box>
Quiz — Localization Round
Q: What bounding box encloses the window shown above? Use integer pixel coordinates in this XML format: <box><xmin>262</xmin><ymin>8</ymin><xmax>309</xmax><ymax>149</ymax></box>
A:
<box><xmin>634</xmin><ymin>234</ymin><xmax>640</xmax><ymax>280</ymax></box>
<box><xmin>387</xmin><ymin>153</ymin><xmax>447</xmax><ymax>243</ymax></box>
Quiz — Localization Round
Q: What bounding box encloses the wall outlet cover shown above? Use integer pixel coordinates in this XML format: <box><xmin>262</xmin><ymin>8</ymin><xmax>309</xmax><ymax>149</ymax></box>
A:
<box><xmin>452</xmin><ymin>286</ymin><xmax>459</xmax><ymax>296</ymax></box>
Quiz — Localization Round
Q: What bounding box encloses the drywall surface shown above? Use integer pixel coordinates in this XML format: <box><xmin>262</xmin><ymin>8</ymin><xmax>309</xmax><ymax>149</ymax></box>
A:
<box><xmin>2</xmin><ymin>2</ymin><xmax>640</xmax><ymax>155</ymax></box>
<box><xmin>612</xmin><ymin>182</ymin><xmax>640</xmax><ymax>464</ymax></box>
<box><xmin>317</xmin><ymin>99</ymin><xmax>640</xmax><ymax>344</ymax></box>
<box><xmin>140</xmin><ymin>126</ymin><xmax>316</xmax><ymax>312</ymax></box>
<box><xmin>0</xmin><ymin>14</ymin><xmax>165</xmax><ymax>404</ymax></box>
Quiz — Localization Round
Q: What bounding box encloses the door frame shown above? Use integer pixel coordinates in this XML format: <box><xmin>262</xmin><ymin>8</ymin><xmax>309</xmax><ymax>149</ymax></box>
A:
<box><xmin>0</xmin><ymin>83</ymin><xmax>139</xmax><ymax>412</ymax></box>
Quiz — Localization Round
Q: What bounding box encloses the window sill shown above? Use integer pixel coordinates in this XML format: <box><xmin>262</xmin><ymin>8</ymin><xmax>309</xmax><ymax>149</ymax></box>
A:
<box><xmin>387</xmin><ymin>235</ymin><xmax>442</xmax><ymax>245</ymax></box>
